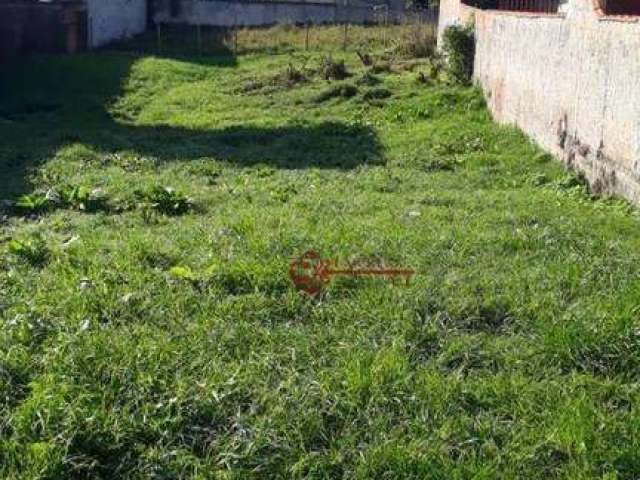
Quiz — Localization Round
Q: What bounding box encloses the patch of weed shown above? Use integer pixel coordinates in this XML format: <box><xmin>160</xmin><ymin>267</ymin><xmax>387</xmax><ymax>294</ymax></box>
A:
<box><xmin>320</xmin><ymin>56</ymin><xmax>349</xmax><ymax>80</ymax></box>
<box><xmin>135</xmin><ymin>186</ymin><xmax>194</xmax><ymax>216</ymax></box>
<box><xmin>314</xmin><ymin>83</ymin><xmax>358</xmax><ymax>103</ymax></box>
<box><xmin>58</xmin><ymin>185</ymin><xmax>108</xmax><ymax>212</ymax></box>
<box><xmin>7</xmin><ymin>233</ymin><xmax>49</xmax><ymax>268</ymax></box>
<box><xmin>362</xmin><ymin>87</ymin><xmax>392</xmax><ymax>101</ymax></box>
<box><xmin>14</xmin><ymin>193</ymin><xmax>51</xmax><ymax>215</ymax></box>
<box><xmin>356</xmin><ymin>72</ymin><xmax>381</xmax><ymax>86</ymax></box>
<box><xmin>273</xmin><ymin>62</ymin><xmax>309</xmax><ymax>88</ymax></box>
<box><xmin>370</xmin><ymin>62</ymin><xmax>392</xmax><ymax>74</ymax></box>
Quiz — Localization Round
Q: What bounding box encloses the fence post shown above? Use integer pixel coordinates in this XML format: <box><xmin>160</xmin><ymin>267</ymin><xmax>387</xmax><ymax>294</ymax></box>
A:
<box><xmin>383</xmin><ymin>5</ymin><xmax>389</xmax><ymax>48</ymax></box>
<box><xmin>197</xmin><ymin>22</ymin><xmax>202</xmax><ymax>53</ymax></box>
<box><xmin>156</xmin><ymin>22</ymin><xmax>161</xmax><ymax>53</ymax></box>
<box><xmin>378</xmin><ymin>5</ymin><xmax>387</xmax><ymax>48</ymax></box>
<box><xmin>305</xmin><ymin>21</ymin><xmax>310</xmax><ymax>51</ymax></box>
<box><xmin>343</xmin><ymin>22</ymin><xmax>348</xmax><ymax>51</ymax></box>
<box><xmin>234</xmin><ymin>27</ymin><xmax>238</xmax><ymax>54</ymax></box>
<box><xmin>342</xmin><ymin>0</ymin><xmax>349</xmax><ymax>51</ymax></box>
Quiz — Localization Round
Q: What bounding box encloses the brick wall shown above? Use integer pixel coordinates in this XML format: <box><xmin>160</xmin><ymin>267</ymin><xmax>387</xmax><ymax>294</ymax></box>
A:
<box><xmin>0</xmin><ymin>1</ymin><xmax>87</xmax><ymax>63</ymax></box>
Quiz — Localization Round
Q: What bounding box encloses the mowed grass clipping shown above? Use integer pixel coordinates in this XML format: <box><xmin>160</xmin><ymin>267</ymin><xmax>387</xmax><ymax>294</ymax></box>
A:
<box><xmin>2</xmin><ymin>28</ymin><xmax>640</xmax><ymax>479</ymax></box>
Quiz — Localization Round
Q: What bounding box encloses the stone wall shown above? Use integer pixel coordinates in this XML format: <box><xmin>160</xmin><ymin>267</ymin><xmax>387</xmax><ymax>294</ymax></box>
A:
<box><xmin>438</xmin><ymin>0</ymin><xmax>640</xmax><ymax>203</ymax></box>
<box><xmin>86</xmin><ymin>0</ymin><xmax>147</xmax><ymax>48</ymax></box>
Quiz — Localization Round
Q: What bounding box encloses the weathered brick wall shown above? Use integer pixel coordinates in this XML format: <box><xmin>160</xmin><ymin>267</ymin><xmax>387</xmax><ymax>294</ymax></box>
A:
<box><xmin>438</xmin><ymin>0</ymin><xmax>640</xmax><ymax>203</ymax></box>
<box><xmin>0</xmin><ymin>2</ymin><xmax>74</xmax><ymax>62</ymax></box>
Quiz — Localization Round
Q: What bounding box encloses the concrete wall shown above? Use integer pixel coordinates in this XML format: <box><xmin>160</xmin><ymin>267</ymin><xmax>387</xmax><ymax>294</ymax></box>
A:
<box><xmin>87</xmin><ymin>0</ymin><xmax>147</xmax><ymax>48</ymax></box>
<box><xmin>154</xmin><ymin>0</ymin><xmax>407</xmax><ymax>26</ymax></box>
<box><xmin>157</xmin><ymin>0</ymin><xmax>335</xmax><ymax>26</ymax></box>
<box><xmin>438</xmin><ymin>0</ymin><xmax>640</xmax><ymax>203</ymax></box>
<box><xmin>438</xmin><ymin>0</ymin><xmax>474</xmax><ymax>37</ymax></box>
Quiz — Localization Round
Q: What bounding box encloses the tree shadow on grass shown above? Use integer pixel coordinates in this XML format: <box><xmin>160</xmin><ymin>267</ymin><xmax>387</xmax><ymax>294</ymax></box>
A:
<box><xmin>89</xmin><ymin>121</ymin><xmax>383</xmax><ymax>170</ymax></box>
<box><xmin>0</xmin><ymin>45</ymin><xmax>383</xmax><ymax>199</ymax></box>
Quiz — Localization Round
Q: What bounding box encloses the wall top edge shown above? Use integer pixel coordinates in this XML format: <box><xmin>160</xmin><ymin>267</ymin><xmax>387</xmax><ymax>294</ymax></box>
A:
<box><xmin>597</xmin><ymin>15</ymin><xmax>640</xmax><ymax>23</ymax></box>
<box><xmin>475</xmin><ymin>10</ymin><xmax>566</xmax><ymax>20</ymax></box>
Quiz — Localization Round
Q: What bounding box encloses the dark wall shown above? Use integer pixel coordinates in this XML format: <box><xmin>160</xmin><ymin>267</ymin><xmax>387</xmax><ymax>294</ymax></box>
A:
<box><xmin>604</xmin><ymin>0</ymin><xmax>640</xmax><ymax>15</ymax></box>
<box><xmin>0</xmin><ymin>1</ymin><xmax>87</xmax><ymax>63</ymax></box>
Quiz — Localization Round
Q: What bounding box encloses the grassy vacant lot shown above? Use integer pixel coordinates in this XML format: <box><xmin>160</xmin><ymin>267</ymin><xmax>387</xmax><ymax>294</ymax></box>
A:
<box><xmin>2</xmin><ymin>27</ymin><xmax>640</xmax><ymax>479</ymax></box>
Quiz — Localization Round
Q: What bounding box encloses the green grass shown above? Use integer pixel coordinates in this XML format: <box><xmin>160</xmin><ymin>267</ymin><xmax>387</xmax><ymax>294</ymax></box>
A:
<box><xmin>2</xmin><ymin>30</ymin><xmax>640</xmax><ymax>479</ymax></box>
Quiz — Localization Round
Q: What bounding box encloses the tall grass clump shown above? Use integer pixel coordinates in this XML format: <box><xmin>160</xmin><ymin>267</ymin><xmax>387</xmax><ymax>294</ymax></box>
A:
<box><xmin>394</xmin><ymin>23</ymin><xmax>437</xmax><ymax>58</ymax></box>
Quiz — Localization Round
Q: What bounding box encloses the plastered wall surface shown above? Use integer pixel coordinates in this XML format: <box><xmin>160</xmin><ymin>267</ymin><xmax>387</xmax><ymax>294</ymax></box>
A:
<box><xmin>154</xmin><ymin>0</ymin><xmax>407</xmax><ymax>26</ymax></box>
<box><xmin>164</xmin><ymin>0</ymin><xmax>335</xmax><ymax>26</ymax></box>
<box><xmin>437</xmin><ymin>0</ymin><xmax>474</xmax><ymax>41</ymax></box>
<box><xmin>87</xmin><ymin>0</ymin><xmax>146</xmax><ymax>48</ymax></box>
<box><xmin>439</xmin><ymin>0</ymin><xmax>640</xmax><ymax>203</ymax></box>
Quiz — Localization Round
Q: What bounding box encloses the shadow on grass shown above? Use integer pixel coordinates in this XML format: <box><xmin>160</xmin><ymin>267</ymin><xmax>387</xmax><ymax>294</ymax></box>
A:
<box><xmin>91</xmin><ymin>121</ymin><xmax>382</xmax><ymax>169</ymax></box>
<box><xmin>0</xmin><ymin>41</ymin><xmax>382</xmax><ymax>198</ymax></box>
<box><xmin>105</xmin><ymin>25</ymin><xmax>241</xmax><ymax>67</ymax></box>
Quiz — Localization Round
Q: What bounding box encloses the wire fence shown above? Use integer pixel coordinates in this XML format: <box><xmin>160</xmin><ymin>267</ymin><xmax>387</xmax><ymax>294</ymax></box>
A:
<box><xmin>146</xmin><ymin>4</ymin><xmax>439</xmax><ymax>56</ymax></box>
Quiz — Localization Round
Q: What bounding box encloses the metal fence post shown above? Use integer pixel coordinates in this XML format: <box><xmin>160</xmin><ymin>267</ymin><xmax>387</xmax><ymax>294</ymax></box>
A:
<box><xmin>156</xmin><ymin>22</ymin><xmax>161</xmax><ymax>53</ymax></box>
<box><xmin>342</xmin><ymin>0</ymin><xmax>349</xmax><ymax>51</ymax></box>
<box><xmin>305</xmin><ymin>21</ymin><xmax>310</xmax><ymax>50</ymax></box>
<box><xmin>197</xmin><ymin>22</ymin><xmax>202</xmax><ymax>53</ymax></box>
<box><xmin>234</xmin><ymin>27</ymin><xmax>238</xmax><ymax>54</ymax></box>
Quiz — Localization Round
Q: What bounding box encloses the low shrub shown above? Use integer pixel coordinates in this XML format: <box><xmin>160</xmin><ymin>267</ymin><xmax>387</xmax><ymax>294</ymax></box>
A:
<box><xmin>356</xmin><ymin>51</ymin><xmax>374</xmax><ymax>66</ymax></box>
<box><xmin>320</xmin><ymin>56</ymin><xmax>349</xmax><ymax>80</ymax></box>
<box><xmin>274</xmin><ymin>63</ymin><xmax>308</xmax><ymax>87</ymax></box>
<box><xmin>135</xmin><ymin>186</ymin><xmax>194</xmax><ymax>216</ymax></box>
<box><xmin>425</xmin><ymin>53</ymin><xmax>446</xmax><ymax>81</ymax></box>
<box><xmin>362</xmin><ymin>87</ymin><xmax>392</xmax><ymax>101</ymax></box>
<box><xmin>59</xmin><ymin>185</ymin><xmax>108</xmax><ymax>212</ymax></box>
<box><xmin>357</xmin><ymin>72</ymin><xmax>381</xmax><ymax>86</ymax></box>
<box><xmin>314</xmin><ymin>83</ymin><xmax>359</xmax><ymax>103</ymax></box>
<box><xmin>442</xmin><ymin>24</ymin><xmax>475</xmax><ymax>85</ymax></box>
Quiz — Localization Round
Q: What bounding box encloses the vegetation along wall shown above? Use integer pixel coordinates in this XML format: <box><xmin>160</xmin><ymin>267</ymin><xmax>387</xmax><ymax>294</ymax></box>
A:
<box><xmin>439</xmin><ymin>0</ymin><xmax>640</xmax><ymax>203</ymax></box>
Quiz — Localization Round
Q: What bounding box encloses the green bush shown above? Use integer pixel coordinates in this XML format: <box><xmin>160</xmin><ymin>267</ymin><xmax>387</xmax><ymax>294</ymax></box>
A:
<box><xmin>442</xmin><ymin>24</ymin><xmax>475</xmax><ymax>85</ymax></box>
